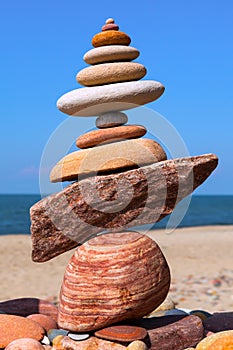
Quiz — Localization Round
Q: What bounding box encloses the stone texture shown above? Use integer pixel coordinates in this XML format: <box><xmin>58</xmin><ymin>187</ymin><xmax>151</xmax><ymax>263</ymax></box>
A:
<box><xmin>96</xmin><ymin>112</ymin><xmax>128</xmax><ymax>128</ymax></box>
<box><xmin>102</xmin><ymin>23</ymin><xmax>119</xmax><ymax>31</ymax></box>
<box><xmin>27</xmin><ymin>314</ymin><xmax>58</xmax><ymax>332</ymax></box>
<box><xmin>76</xmin><ymin>62</ymin><xmax>146</xmax><ymax>87</ymax></box>
<box><xmin>203</xmin><ymin>312</ymin><xmax>233</xmax><ymax>332</ymax></box>
<box><xmin>127</xmin><ymin>341</ymin><xmax>148</xmax><ymax>350</ymax></box>
<box><xmin>50</xmin><ymin>138</ymin><xmax>167</xmax><ymax>182</ymax></box>
<box><xmin>76</xmin><ymin>125</ymin><xmax>147</xmax><ymax>148</ymax></box>
<box><xmin>138</xmin><ymin>315</ymin><xmax>204</xmax><ymax>350</ymax></box>
<box><xmin>30</xmin><ymin>154</ymin><xmax>218</xmax><ymax>262</ymax></box>
<box><xmin>92</xmin><ymin>30</ymin><xmax>131</xmax><ymax>47</ymax></box>
<box><xmin>145</xmin><ymin>296</ymin><xmax>175</xmax><ymax>317</ymax></box>
<box><xmin>0</xmin><ymin>298</ymin><xmax>58</xmax><ymax>322</ymax></box>
<box><xmin>84</xmin><ymin>45</ymin><xmax>140</xmax><ymax>65</ymax></box>
<box><xmin>58</xmin><ymin>232</ymin><xmax>170</xmax><ymax>331</ymax></box>
<box><xmin>5</xmin><ymin>338</ymin><xmax>45</xmax><ymax>350</ymax></box>
<box><xmin>196</xmin><ymin>330</ymin><xmax>233</xmax><ymax>349</ymax></box>
<box><xmin>95</xmin><ymin>325</ymin><xmax>147</xmax><ymax>342</ymax></box>
<box><xmin>0</xmin><ymin>315</ymin><xmax>45</xmax><ymax>348</ymax></box>
<box><xmin>62</xmin><ymin>336</ymin><xmax>126</xmax><ymax>349</ymax></box>
<box><xmin>56</xmin><ymin>80</ymin><xmax>165</xmax><ymax>117</ymax></box>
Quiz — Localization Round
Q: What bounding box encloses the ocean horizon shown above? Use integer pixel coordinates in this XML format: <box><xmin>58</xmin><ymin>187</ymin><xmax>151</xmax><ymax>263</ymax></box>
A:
<box><xmin>0</xmin><ymin>194</ymin><xmax>232</xmax><ymax>235</ymax></box>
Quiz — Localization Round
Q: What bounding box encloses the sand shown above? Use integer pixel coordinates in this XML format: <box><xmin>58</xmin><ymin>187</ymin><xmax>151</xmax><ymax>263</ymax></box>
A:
<box><xmin>0</xmin><ymin>225</ymin><xmax>233</xmax><ymax>313</ymax></box>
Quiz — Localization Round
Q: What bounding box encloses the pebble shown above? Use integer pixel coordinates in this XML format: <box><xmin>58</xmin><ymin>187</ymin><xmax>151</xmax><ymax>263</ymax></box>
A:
<box><xmin>189</xmin><ymin>309</ymin><xmax>212</xmax><ymax>321</ymax></box>
<box><xmin>5</xmin><ymin>338</ymin><xmax>44</xmax><ymax>350</ymax></box>
<box><xmin>102</xmin><ymin>23</ymin><xmax>119</xmax><ymax>31</ymax></box>
<box><xmin>57</xmin><ymin>80</ymin><xmax>165</xmax><ymax>117</ymax></box>
<box><xmin>68</xmin><ymin>332</ymin><xmax>90</xmax><ymax>341</ymax></box>
<box><xmin>95</xmin><ymin>325</ymin><xmax>147</xmax><ymax>342</ymax></box>
<box><xmin>203</xmin><ymin>312</ymin><xmax>233</xmax><ymax>332</ymax></box>
<box><xmin>145</xmin><ymin>296</ymin><xmax>175</xmax><ymax>317</ymax></box>
<box><xmin>27</xmin><ymin>313</ymin><xmax>58</xmax><ymax>332</ymax></box>
<box><xmin>76</xmin><ymin>62</ymin><xmax>146</xmax><ymax>87</ymax></box>
<box><xmin>0</xmin><ymin>315</ymin><xmax>45</xmax><ymax>348</ymax></box>
<box><xmin>96</xmin><ymin>112</ymin><xmax>128</xmax><ymax>128</ymax></box>
<box><xmin>196</xmin><ymin>330</ymin><xmax>233</xmax><ymax>349</ymax></box>
<box><xmin>41</xmin><ymin>336</ymin><xmax>50</xmax><ymax>345</ymax></box>
<box><xmin>84</xmin><ymin>45</ymin><xmax>140</xmax><ymax>65</ymax></box>
<box><xmin>62</xmin><ymin>336</ymin><xmax>126</xmax><ymax>349</ymax></box>
<box><xmin>126</xmin><ymin>340</ymin><xmax>148</xmax><ymax>350</ymax></box>
<box><xmin>47</xmin><ymin>329</ymin><xmax>68</xmax><ymax>342</ymax></box>
<box><xmin>105</xmin><ymin>18</ymin><xmax>115</xmax><ymax>24</ymax></box>
<box><xmin>52</xmin><ymin>335</ymin><xmax>64</xmax><ymax>346</ymax></box>
<box><xmin>50</xmin><ymin>138</ymin><xmax>167</xmax><ymax>182</ymax></box>
<box><xmin>92</xmin><ymin>30</ymin><xmax>131</xmax><ymax>47</ymax></box>
<box><xmin>76</xmin><ymin>125</ymin><xmax>147</xmax><ymax>148</ymax></box>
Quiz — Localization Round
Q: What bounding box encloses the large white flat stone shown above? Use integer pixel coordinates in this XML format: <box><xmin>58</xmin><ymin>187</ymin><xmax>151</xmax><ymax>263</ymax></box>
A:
<box><xmin>57</xmin><ymin>80</ymin><xmax>165</xmax><ymax>117</ymax></box>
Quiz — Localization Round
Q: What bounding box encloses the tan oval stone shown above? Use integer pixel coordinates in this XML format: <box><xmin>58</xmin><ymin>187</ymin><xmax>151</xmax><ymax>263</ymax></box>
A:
<box><xmin>92</xmin><ymin>30</ymin><xmax>131</xmax><ymax>47</ymax></box>
<box><xmin>96</xmin><ymin>112</ymin><xmax>128</xmax><ymax>128</ymax></box>
<box><xmin>57</xmin><ymin>80</ymin><xmax>165</xmax><ymax>117</ymax></box>
<box><xmin>127</xmin><ymin>340</ymin><xmax>148</xmax><ymax>350</ymax></box>
<box><xmin>196</xmin><ymin>330</ymin><xmax>233</xmax><ymax>349</ymax></box>
<box><xmin>84</xmin><ymin>45</ymin><xmax>140</xmax><ymax>65</ymax></box>
<box><xmin>50</xmin><ymin>138</ymin><xmax>167</xmax><ymax>182</ymax></box>
<box><xmin>76</xmin><ymin>62</ymin><xmax>146</xmax><ymax>87</ymax></box>
<box><xmin>76</xmin><ymin>125</ymin><xmax>147</xmax><ymax>149</ymax></box>
<box><xmin>58</xmin><ymin>232</ymin><xmax>170</xmax><ymax>331</ymax></box>
<box><xmin>5</xmin><ymin>338</ymin><xmax>44</xmax><ymax>350</ymax></box>
<box><xmin>0</xmin><ymin>315</ymin><xmax>45</xmax><ymax>348</ymax></box>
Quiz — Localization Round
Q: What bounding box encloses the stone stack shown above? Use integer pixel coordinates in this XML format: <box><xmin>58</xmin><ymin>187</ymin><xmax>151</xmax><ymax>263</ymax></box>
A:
<box><xmin>51</xmin><ymin>18</ymin><xmax>167</xmax><ymax>183</ymax></box>
<box><xmin>27</xmin><ymin>18</ymin><xmax>218</xmax><ymax>349</ymax></box>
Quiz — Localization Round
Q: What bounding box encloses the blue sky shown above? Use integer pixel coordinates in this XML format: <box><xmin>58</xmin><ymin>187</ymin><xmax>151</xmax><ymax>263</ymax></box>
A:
<box><xmin>0</xmin><ymin>0</ymin><xmax>232</xmax><ymax>194</ymax></box>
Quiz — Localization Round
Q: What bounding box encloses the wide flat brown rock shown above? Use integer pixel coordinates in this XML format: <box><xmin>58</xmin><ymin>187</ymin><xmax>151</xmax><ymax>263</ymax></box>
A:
<box><xmin>30</xmin><ymin>154</ymin><xmax>218</xmax><ymax>262</ymax></box>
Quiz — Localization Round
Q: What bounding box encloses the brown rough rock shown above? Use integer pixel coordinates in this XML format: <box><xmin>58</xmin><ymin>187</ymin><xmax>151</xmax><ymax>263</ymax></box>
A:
<box><xmin>141</xmin><ymin>315</ymin><xmax>204</xmax><ymax>349</ymax></box>
<box><xmin>92</xmin><ymin>30</ymin><xmax>131</xmax><ymax>47</ymax></box>
<box><xmin>30</xmin><ymin>154</ymin><xmax>218</xmax><ymax>262</ymax></box>
<box><xmin>0</xmin><ymin>315</ymin><xmax>45</xmax><ymax>348</ymax></box>
<box><xmin>0</xmin><ymin>298</ymin><xmax>58</xmax><ymax>322</ymax></box>
<box><xmin>50</xmin><ymin>138</ymin><xmax>167</xmax><ymax>182</ymax></box>
<box><xmin>76</xmin><ymin>125</ymin><xmax>147</xmax><ymax>149</ymax></box>
<box><xmin>203</xmin><ymin>312</ymin><xmax>233</xmax><ymax>332</ymax></box>
<box><xmin>196</xmin><ymin>330</ymin><xmax>233</xmax><ymax>349</ymax></box>
<box><xmin>76</xmin><ymin>62</ymin><xmax>146</xmax><ymax>87</ymax></box>
<box><xmin>5</xmin><ymin>338</ymin><xmax>44</xmax><ymax>350</ymax></box>
<box><xmin>58</xmin><ymin>232</ymin><xmax>170</xmax><ymax>331</ymax></box>
<box><xmin>62</xmin><ymin>336</ymin><xmax>126</xmax><ymax>349</ymax></box>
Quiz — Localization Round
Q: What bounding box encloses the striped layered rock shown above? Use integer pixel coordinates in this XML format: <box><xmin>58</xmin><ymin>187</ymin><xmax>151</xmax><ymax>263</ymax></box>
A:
<box><xmin>58</xmin><ymin>232</ymin><xmax>170</xmax><ymax>331</ymax></box>
<box><xmin>76</xmin><ymin>62</ymin><xmax>146</xmax><ymax>87</ymax></box>
<box><xmin>30</xmin><ymin>154</ymin><xmax>218</xmax><ymax>262</ymax></box>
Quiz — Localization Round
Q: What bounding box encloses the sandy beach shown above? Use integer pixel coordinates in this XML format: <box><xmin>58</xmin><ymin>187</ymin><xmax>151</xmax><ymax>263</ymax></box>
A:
<box><xmin>0</xmin><ymin>225</ymin><xmax>233</xmax><ymax>313</ymax></box>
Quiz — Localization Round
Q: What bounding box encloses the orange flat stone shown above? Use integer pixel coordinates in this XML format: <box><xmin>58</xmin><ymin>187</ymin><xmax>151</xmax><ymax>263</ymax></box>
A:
<box><xmin>92</xmin><ymin>30</ymin><xmax>131</xmax><ymax>47</ymax></box>
<box><xmin>95</xmin><ymin>325</ymin><xmax>147</xmax><ymax>342</ymax></box>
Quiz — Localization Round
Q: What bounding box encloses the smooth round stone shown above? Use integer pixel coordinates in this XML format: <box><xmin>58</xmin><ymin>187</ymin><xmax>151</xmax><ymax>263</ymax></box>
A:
<box><xmin>57</xmin><ymin>80</ymin><xmax>165</xmax><ymax>117</ymax></box>
<box><xmin>52</xmin><ymin>335</ymin><xmax>64</xmax><ymax>346</ymax></box>
<box><xmin>84</xmin><ymin>45</ymin><xmax>140</xmax><ymax>65</ymax></box>
<box><xmin>41</xmin><ymin>336</ymin><xmax>50</xmax><ymax>345</ymax></box>
<box><xmin>105</xmin><ymin>18</ymin><xmax>115</xmax><ymax>24</ymax></box>
<box><xmin>92</xmin><ymin>30</ymin><xmax>131</xmax><ymax>47</ymax></box>
<box><xmin>76</xmin><ymin>62</ymin><xmax>146</xmax><ymax>87</ymax></box>
<box><xmin>47</xmin><ymin>329</ymin><xmax>68</xmax><ymax>342</ymax></box>
<box><xmin>50</xmin><ymin>138</ymin><xmax>167</xmax><ymax>182</ymax></box>
<box><xmin>95</xmin><ymin>325</ymin><xmax>147</xmax><ymax>342</ymax></box>
<box><xmin>68</xmin><ymin>332</ymin><xmax>90</xmax><ymax>341</ymax></box>
<box><xmin>76</xmin><ymin>125</ymin><xmax>147</xmax><ymax>149</ymax></box>
<box><xmin>127</xmin><ymin>340</ymin><xmax>148</xmax><ymax>350</ymax></box>
<box><xmin>0</xmin><ymin>315</ymin><xmax>45</xmax><ymax>348</ymax></box>
<box><xmin>5</xmin><ymin>338</ymin><xmax>44</xmax><ymax>350</ymax></box>
<box><xmin>27</xmin><ymin>314</ymin><xmax>58</xmax><ymax>332</ymax></box>
<box><xmin>102</xmin><ymin>23</ymin><xmax>119</xmax><ymax>31</ymax></box>
<box><xmin>96</xmin><ymin>112</ymin><xmax>128</xmax><ymax>128</ymax></box>
<box><xmin>145</xmin><ymin>295</ymin><xmax>175</xmax><ymax>317</ymax></box>
<box><xmin>196</xmin><ymin>330</ymin><xmax>233</xmax><ymax>349</ymax></box>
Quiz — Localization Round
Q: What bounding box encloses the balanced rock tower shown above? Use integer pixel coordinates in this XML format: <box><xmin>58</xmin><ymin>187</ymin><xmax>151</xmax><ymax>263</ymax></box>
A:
<box><xmin>30</xmin><ymin>18</ymin><xmax>218</xmax><ymax>345</ymax></box>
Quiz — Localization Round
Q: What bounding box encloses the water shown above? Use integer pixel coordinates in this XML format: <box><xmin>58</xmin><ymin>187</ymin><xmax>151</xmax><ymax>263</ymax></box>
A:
<box><xmin>0</xmin><ymin>194</ymin><xmax>232</xmax><ymax>234</ymax></box>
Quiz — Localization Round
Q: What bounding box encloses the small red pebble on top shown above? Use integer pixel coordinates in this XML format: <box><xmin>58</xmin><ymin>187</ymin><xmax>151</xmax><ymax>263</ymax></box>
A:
<box><xmin>102</xmin><ymin>18</ymin><xmax>119</xmax><ymax>31</ymax></box>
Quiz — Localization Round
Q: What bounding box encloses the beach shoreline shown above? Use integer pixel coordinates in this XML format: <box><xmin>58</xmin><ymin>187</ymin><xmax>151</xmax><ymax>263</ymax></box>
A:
<box><xmin>1</xmin><ymin>225</ymin><xmax>233</xmax><ymax>312</ymax></box>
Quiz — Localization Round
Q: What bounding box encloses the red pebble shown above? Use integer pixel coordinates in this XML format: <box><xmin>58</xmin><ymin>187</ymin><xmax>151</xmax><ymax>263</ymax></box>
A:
<box><xmin>27</xmin><ymin>314</ymin><xmax>58</xmax><ymax>332</ymax></box>
<box><xmin>95</xmin><ymin>325</ymin><xmax>147</xmax><ymax>342</ymax></box>
<box><xmin>102</xmin><ymin>23</ymin><xmax>119</xmax><ymax>31</ymax></box>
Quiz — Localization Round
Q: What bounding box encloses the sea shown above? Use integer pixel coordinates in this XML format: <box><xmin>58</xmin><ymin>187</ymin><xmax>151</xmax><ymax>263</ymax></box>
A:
<box><xmin>0</xmin><ymin>194</ymin><xmax>232</xmax><ymax>235</ymax></box>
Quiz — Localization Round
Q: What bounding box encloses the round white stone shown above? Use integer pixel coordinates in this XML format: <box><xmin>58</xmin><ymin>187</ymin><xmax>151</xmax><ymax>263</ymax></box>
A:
<box><xmin>68</xmin><ymin>332</ymin><xmax>90</xmax><ymax>341</ymax></box>
<box><xmin>83</xmin><ymin>45</ymin><xmax>140</xmax><ymax>65</ymax></box>
<box><xmin>57</xmin><ymin>80</ymin><xmax>165</xmax><ymax>117</ymax></box>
